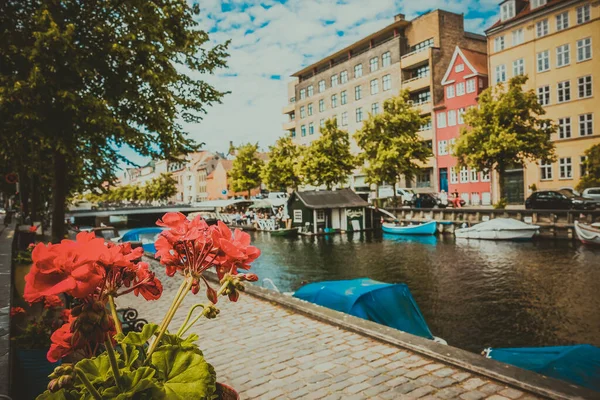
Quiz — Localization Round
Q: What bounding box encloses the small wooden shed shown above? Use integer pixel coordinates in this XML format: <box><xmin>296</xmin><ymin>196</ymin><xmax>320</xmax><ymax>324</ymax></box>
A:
<box><xmin>287</xmin><ymin>189</ymin><xmax>372</xmax><ymax>234</ymax></box>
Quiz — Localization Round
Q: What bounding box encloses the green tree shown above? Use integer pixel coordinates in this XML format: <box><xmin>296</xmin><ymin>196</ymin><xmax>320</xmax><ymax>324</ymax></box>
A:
<box><xmin>454</xmin><ymin>75</ymin><xmax>556</xmax><ymax>202</ymax></box>
<box><xmin>354</xmin><ymin>91</ymin><xmax>432</xmax><ymax>199</ymax></box>
<box><xmin>148</xmin><ymin>173</ymin><xmax>178</xmax><ymax>203</ymax></box>
<box><xmin>0</xmin><ymin>0</ymin><xmax>229</xmax><ymax>242</ymax></box>
<box><xmin>299</xmin><ymin>119</ymin><xmax>355</xmax><ymax>190</ymax></box>
<box><xmin>229</xmin><ymin>143</ymin><xmax>264</xmax><ymax>199</ymax></box>
<box><xmin>577</xmin><ymin>144</ymin><xmax>600</xmax><ymax>191</ymax></box>
<box><xmin>261</xmin><ymin>136</ymin><xmax>302</xmax><ymax>191</ymax></box>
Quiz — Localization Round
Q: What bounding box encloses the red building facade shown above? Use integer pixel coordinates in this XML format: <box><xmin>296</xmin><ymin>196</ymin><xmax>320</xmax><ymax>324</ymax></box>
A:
<box><xmin>434</xmin><ymin>47</ymin><xmax>492</xmax><ymax>206</ymax></box>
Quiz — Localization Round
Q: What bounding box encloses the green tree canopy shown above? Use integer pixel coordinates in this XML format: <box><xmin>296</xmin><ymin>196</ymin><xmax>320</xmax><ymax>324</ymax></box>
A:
<box><xmin>354</xmin><ymin>90</ymin><xmax>432</xmax><ymax>196</ymax></box>
<box><xmin>577</xmin><ymin>144</ymin><xmax>600</xmax><ymax>191</ymax></box>
<box><xmin>299</xmin><ymin>119</ymin><xmax>355</xmax><ymax>190</ymax></box>
<box><xmin>229</xmin><ymin>143</ymin><xmax>264</xmax><ymax>198</ymax></box>
<box><xmin>261</xmin><ymin>136</ymin><xmax>302</xmax><ymax>191</ymax></box>
<box><xmin>454</xmin><ymin>75</ymin><xmax>556</xmax><ymax>200</ymax></box>
<box><xmin>0</xmin><ymin>0</ymin><xmax>229</xmax><ymax>241</ymax></box>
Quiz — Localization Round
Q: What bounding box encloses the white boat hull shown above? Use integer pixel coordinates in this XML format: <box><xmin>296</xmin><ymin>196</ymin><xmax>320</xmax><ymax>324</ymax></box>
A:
<box><xmin>455</xmin><ymin>229</ymin><xmax>537</xmax><ymax>240</ymax></box>
<box><xmin>574</xmin><ymin>221</ymin><xmax>600</xmax><ymax>246</ymax></box>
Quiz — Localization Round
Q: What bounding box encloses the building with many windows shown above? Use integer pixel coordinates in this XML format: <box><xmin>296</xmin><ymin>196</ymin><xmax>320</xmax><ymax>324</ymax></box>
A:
<box><xmin>486</xmin><ymin>0</ymin><xmax>599</xmax><ymax>203</ymax></box>
<box><xmin>282</xmin><ymin>10</ymin><xmax>486</xmax><ymax>193</ymax></box>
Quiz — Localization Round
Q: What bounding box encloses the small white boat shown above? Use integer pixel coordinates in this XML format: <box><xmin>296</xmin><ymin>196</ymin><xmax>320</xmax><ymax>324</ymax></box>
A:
<box><xmin>455</xmin><ymin>218</ymin><xmax>539</xmax><ymax>240</ymax></box>
<box><xmin>574</xmin><ymin>221</ymin><xmax>600</xmax><ymax>246</ymax></box>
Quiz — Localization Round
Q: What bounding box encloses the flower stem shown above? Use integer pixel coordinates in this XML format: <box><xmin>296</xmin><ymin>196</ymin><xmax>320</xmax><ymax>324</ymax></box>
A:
<box><xmin>75</xmin><ymin>368</ymin><xmax>102</xmax><ymax>400</ymax></box>
<box><xmin>105</xmin><ymin>336</ymin><xmax>123</xmax><ymax>391</ymax></box>
<box><xmin>176</xmin><ymin>304</ymin><xmax>205</xmax><ymax>337</ymax></box>
<box><xmin>108</xmin><ymin>294</ymin><xmax>128</xmax><ymax>365</ymax></box>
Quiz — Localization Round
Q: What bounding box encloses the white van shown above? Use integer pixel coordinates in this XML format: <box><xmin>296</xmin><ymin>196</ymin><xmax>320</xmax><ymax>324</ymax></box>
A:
<box><xmin>377</xmin><ymin>186</ymin><xmax>414</xmax><ymax>203</ymax></box>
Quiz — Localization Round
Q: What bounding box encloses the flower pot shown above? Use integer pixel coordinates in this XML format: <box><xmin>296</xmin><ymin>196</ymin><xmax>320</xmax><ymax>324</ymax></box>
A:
<box><xmin>14</xmin><ymin>348</ymin><xmax>61</xmax><ymax>400</ymax></box>
<box><xmin>216</xmin><ymin>382</ymin><xmax>239</xmax><ymax>400</ymax></box>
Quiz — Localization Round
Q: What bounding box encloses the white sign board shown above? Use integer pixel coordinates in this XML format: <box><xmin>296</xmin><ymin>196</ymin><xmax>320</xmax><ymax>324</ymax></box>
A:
<box><xmin>293</xmin><ymin>209</ymin><xmax>303</xmax><ymax>223</ymax></box>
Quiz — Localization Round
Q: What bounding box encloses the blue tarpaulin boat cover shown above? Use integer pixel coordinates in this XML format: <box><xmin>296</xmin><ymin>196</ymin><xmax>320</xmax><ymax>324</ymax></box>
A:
<box><xmin>486</xmin><ymin>345</ymin><xmax>600</xmax><ymax>392</ymax></box>
<box><xmin>121</xmin><ymin>227</ymin><xmax>164</xmax><ymax>254</ymax></box>
<box><xmin>293</xmin><ymin>278</ymin><xmax>434</xmax><ymax>340</ymax></box>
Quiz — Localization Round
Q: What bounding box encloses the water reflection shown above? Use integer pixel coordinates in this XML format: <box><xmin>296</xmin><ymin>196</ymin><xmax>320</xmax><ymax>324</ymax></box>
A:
<box><xmin>383</xmin><ymin>233</ymin><xmax>438</xmax><ymax>246</ymax></box>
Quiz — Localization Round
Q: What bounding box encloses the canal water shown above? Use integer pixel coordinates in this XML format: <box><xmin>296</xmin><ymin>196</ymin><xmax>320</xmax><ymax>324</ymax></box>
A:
<box><xmin>247</xmin><ymin>231</ymin><xmax>600</xmax><ymax>353</ymax></box>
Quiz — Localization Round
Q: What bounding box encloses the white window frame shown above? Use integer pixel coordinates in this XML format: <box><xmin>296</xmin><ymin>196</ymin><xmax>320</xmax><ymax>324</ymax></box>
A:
<box><xmin>449</xmin><ymin>138</ymin><xmax>456</xmax><ymax>155</ymax></box>
<box><xmin>466</xmin><ymin>79</ymin><xmax>476</xmax><ymax>93</ymax></box>
<box><xmin>455</xmin><ymin>64</ymin><xmax>464</xmax><ymax>72</ymax></box>
<box><xmin>382</xmin><ymin>74</ymin><xmax>392</xmax><ymax>91</ymax></box>
<box><xmin>481</xmin><ymin>169</ymin><xmax>491</xmax><ymax>182</ymax></box>
<box><xmin>501</xmin><ymin>1</ymin><xmax>515</xmax><ymax>21</ymax></box>
<box><xmin>559</xmin><ymin>157</ymin><xmax>573</xmax><ymax>179</ymax></box>
<box><xmin>438</xmin><ymin>140</ymin><xmax>448</xmax><ymax>155</ymax></box>
<box><xmin>578</xmin><ymin>75</ymin><xmax>592</xmax><ymax>99</ymax></box>
<box><xmin>531</xmin><ymin>0</ymin><xmax>547</xmax><ymax>10</ymax></box>
<box><xmin>458</xmin><ymin>108</ymin><xmax>465</xmax><ymax>125</ymax></box>
<box><xmin>354</xmin><ymin>64</ymin><xmax>363</xmax><ymax>78</ymax></box>
<box><xmin>340</xmin><ymin>90</ymin><xmax>347</xmax><ymax>105</ymax></box>
<box><xmin>446</xmin><ymin>85</ymin><xmax>455</xmax><ymax>98</ymax></box>
<box><xmin>512</xmin><ymin>29</ymin><xmax>524</xmax><ymax>46</ymax></box>
<box><xmin>537</xmin><ymin>50</ymin><xmax>550</xmax><ymax>72</ymax></box>
<box><xmin>470</xmin><ymin>169</ymin><xmax>479</xmax><ymax>183</ymax></box>
<box><xmin>540</xmin><ymin>162</ymin><xmax>553</xmax><ymax>180</ymax></box>
<box><xmin>301</xmin><ymin>125</ymin><xmax>306</xmax><ymax>137</ymax></box>
<box><xmin>355</xmin><ymin>85</ymin><xmax>362</xmax><ymax>100</ymax></box>
<box><xmin>371</xmin><ymin>102</ymin><xmax>379</xmax><ymax>115</ymax></box>
<box><xmin>556</xmin><ymin>11</ymin><xmax>569</xmax><ymax>31</ymax></box>
<box><xmin>537</xmin><ymin>85</ymin><xmax>550</xmax><ymax>106</ymax></box>
<box><xmin>341</xmin><ymin>111</ymin><xmax>348</xmax><ymax>126</ymax></box>
<box><xmin>456</xmin><ymin>82</ymin><xmax>465</xmax><ymax>96</ymax></box>
<box><xmin>340</xmin><ymin>70</ymin><xmax>348</xmax><ymax>84</ymax></box>
<box><xmin>495</xmin><ymin>64</ymin><xmax>506</xmax><ymax>84</ymax></box>
<box><xmin>437</xmin><ymin>112</ymin><xmax>447</xmax><ymax>128</ymax></box>
<box><xmin>307</xmin><ymin>103</ymin><xmax>313</xmax><ymax>116</ymax></box>
<box><xmin>577</xmin><ymin>38</ymin><xmax>592</xmax><ymax>62</ymax></box>
<box><xmin>320</xmin><ymin>119</ymin><xmax>325</xmax><ymax>128</ymax></box>
<box><xmin>300</xmin><ymin>106</ymin><xmax>306</xmax><ymax>118</ymax></box>
<box><xmin>558</xmin><ymin>117</ymin><xmax>571</xmax><ymax>139</ymax></box>
<box><xmin>370</xmin><ymin>79</ymin><xmax>379</xmax><ymax>95</ymax></box>
<box><xmin>494</xmin><ymin>36</ymin><xmax>505</xmax><ymax>52</ymax></box>
<box><xmin>331</xmin><ymin>94</ymin><xmax>337</xmax><ymax>108</ymax></box>
<box><xmin>307</xmin><ymin>85</ymin><xmax>314</xmax><ymax>97</ymax></box>
<box><xmin>369</xmin><ymin>57</ymin><xmax>378</xmax><ymax>72</ymax></box>
<box><xmin>299</xmin><ymin>89</ymin><xmax>306</xmax><ymax>100</ymax></box>
<box><xmin>382</xmin><ymin>51</ymin><xmax>391</xmax><ymax>67</ymax></box>
<box><xmin>579</xmin><ymin>113</ymin><xmax>593</xmax><ymax>136</ymax></box>
<box><xmin>318</xmin><ymin>80</ymin><xmax>325</xmax><ymax>93</ymax></box>
<box><xmin>319</xmin><ymin>99</ymin><xmax>325</xmax><ymax>112</ymax></box>
<box><xmin>460</xmin><ymin>167</ymin><xmax>469</xmax><ymax>183</ymax></box>
<box><xmin>577</xmin><ymin>4</ymin><xmax>591</xmax><ymax>24</ymax></box>
<box><xmin>448</xmin><ymin>110</ymin><xmax>457</xmax><ymax>126</ymax></box>
<box><xmin>356</xmin><ymin>107</ymin><xmax>363</xmax><ymax>122</ymax></box>
<box><xmin>513</xmin><ymin>58</ymin><xmax>525</xmax><ymax>76</ymax></box>
<box><xmin>556</xmin><ymin>44</ymin><xmax>570</xmax><ymax>67</ymax></box>
<box><xmin>308</xmin><ymin>122</ymin><xmax>314</xmax><ymax>135</ymax></box>
<box><xmin>293</xmin><ymin>209</ymin><xmax>303</xmax><ymax>222</ymax></box>
<box><xmin>331</xmin><ymin>74</ymin><xmax>338</xmax><ymax>88</ymax></box>
<box><xmin>557</xmin><ymin>80</ymin><xmax>571</xmax><ymax>103</ymax></box>
<box><xmin>450</xmin><ymin>168</ymin><xmax>459</xmax><ymax>184</ymax></box>
<box><xmin>536</xmin><ymin>19</ymin><xmax>549</xmax><ymax>38</ymax></box>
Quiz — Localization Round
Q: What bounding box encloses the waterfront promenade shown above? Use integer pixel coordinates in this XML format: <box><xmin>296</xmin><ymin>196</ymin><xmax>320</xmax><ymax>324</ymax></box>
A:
<box><xmin>122</xmin><ymin>259</ymin><xmax>560</xmax><ymax>400</ymax></box>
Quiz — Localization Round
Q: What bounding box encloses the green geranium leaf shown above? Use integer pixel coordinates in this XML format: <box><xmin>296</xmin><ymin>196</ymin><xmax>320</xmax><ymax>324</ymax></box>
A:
<box><xmin>101</xmin><ymin>366</ymin><xmax>157</xmax><ymax>399</ymax></box>
<box><xmin>158</xmin><ymin>332</ymin><xmax>202</xmax><ymax>354</ymax></box>
<box><xmin>150</xmin><ymin>345</ymin><xmax>217</xmax><ymax>399</ymax></box>
<box><xmin>119</xmin><ymin>323</ymin><xmax>159</xmax><ymax>347</ymax></box>
<box><xmin>123</xmin><ymin>343</ymin><xmax>141</xmax><ymax>368</ymax></box>
<box><xmin>76</xmin><ymin>353</ymin><xmax>120</xmax><ymax>386</ymax></box>
<box><xmin>36</xmin><ymin>389</ymin><xmax>79</xmax><ymax>400</ymax></box>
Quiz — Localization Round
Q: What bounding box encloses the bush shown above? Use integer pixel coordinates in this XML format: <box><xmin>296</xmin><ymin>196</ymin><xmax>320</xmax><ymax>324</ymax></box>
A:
<box><xmin>493</xmin><ymin>198</ymin><xmax>508</xmax><ymax>209</ymax></box>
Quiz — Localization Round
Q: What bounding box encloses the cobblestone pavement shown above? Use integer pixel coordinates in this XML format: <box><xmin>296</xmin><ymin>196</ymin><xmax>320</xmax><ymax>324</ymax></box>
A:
<box><xmin>126</xmin><ymin>262</ymin><xmax>542</xmax><ymax>400</ymax></box>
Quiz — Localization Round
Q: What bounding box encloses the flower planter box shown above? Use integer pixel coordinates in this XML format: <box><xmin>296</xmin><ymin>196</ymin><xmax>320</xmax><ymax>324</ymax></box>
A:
<box><xmin>15</xmin><ymin>348</ymin><xmax>61</xmax><ymax>400</ymax></box>
<box><xmin>217</xmin><ymin>382</ymin><xmax>239</xmax><ymax>400</ymax></box>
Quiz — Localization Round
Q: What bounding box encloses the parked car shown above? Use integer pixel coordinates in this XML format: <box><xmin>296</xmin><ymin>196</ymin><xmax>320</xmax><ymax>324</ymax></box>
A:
<box><xmin>377</xmin><ymin>186</ymin><xmax>415</xmax><ymax>202</ymax></box>
<box><xmin>404</xmin><ymin>193</ymin><xmax>439</xmax><ymax>208</ymax></box>
<box><xmin>525</xmin><ymin>190</ymin><xmax>596</xmax><ymax>210</ymax></box>
<box><xmin>582</xmin><ymin>187</ymin><xmax>600</xmax><ymax>204</ymax></box>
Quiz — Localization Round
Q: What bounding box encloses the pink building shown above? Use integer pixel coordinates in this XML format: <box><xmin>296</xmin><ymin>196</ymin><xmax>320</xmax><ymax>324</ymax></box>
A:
<box><xmin>434</xmin><ymin>46</ymin><xmax>492</xmax><ymax>206</ymax></box>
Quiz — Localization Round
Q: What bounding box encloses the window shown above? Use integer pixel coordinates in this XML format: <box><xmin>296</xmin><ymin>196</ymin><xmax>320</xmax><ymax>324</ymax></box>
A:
<box><xmin>540</xmin><ymin>163</ymin><xmax>553</xmax><ymax>180</ymax></box>
<box><xmin>320</xmin><ymin>119</ymin><xmax>325</xmax><ymax>128</ymax></box>
<box><xmin>577</xmin><ymin>4</ymin><xmax>591</xmax><ymax>24</ymax></box>
<box><xmin>370</xmin><ymin>79</ymin><xmax>379</xmax><ymax>95</ymax></box>
<box><xmin>449</xmin><ymin>138</ymin><xmax>456</xmax><ymax>155</ymax></box>
<box><xmin>371</xmin><ymin>103</ymin><xmax>379</xmax><ymax>115</ymax></box>
<box><xmin>513</xmin><ymin>58</ymin><xmax>525</xmax><ymax>76</ymax></box>
<box><xmin>341</xmin><ymin>111</ymin><xmax>348</xmax><ymax>126</ymax></box>
<box><xmin>577</xmin><ymin>38</ymin><xmax>592</xmax><ymax>62</ymax></box>
<box><xmin>557</xmin><ymin>81</ymin><xmax>571</xmax><ymax>103</ymax></box>
<box><xmin>340</xmin><ymin>71</ymin><xmax>348</xmax><ymax>84</ymax></box>
<box><xmin>415</xmin><ymin>65</ymin><xmax>430</xmax><ymax>79</ymax></box>
<box><xmin>536</xmin><ymin>19</ymin><xmax>549</xmax><ymax>37</ymax></box>
<box><xmin>316</xmin><ymin>210</ymin><xmax>325</xmax><ymax>222</ymax></box>
<box><xmin>537</xmin><ymin>85</ymin><xmax>550</xmax><ymax>106</ymax></box>
<box><xmin>460</xmin><ymin>167</ymin><xmax>469</xmax><ymax>183</ymax></box>
<box><xmin>301</xmin><ymin>125</ymin><xmax>306</xmax><ymax>137</ymax></box>
<box><xmin>309</xmin><ymin>123</ymin><xmax>314</xmax><ymax>135</ymax></box>
<box><xmin>470</xmin><ymin>169</ymin><xmax>479</xmax><ymax>182</ymax></box>
<box><xmin>512</xmin><ymin>29</ymin><xmax>524</xmax><ymax>45</ymax></box>
<box><xmin>340</xmin><ymin>90</ymin><xmax>347</xmax><ymax>105</ymax></box>
<box><xmin>411</xmin><ymin>38</ymin><xmax>434</xmax><ymax>52</ymax></box>
<box><xmin>494</xmin><ymin>36</ymin><xmax>505</xmax><ymax>52</ymax></box>
<box><xmin>299</xmin><ymin>89</ymin><xmax>306</xmax><ymax>100</ymax></box>
<box><xmin>331</xmin><ymin>74</ymin><xmax>338</xmax><ymax>88</ymax></box>
<box><xmin>356</xmin><ymin>107</ymin><xmax>363</xmax><ymax>122</ymax></box>
<box><xmin>354</xmin><ymin>64</ymin><xmax>363</xmax><ymax>78</ymax></box>
<box><xmin>579</xmin><ymin>113</ymin><xmax>593</xmax><ymax>136</ymax></box>
<box><xmin>531</xmin><ymin>0</ymin><xmax>547</xmax><ymax>9</ymax></box>
<box><xmin>450</xmin><ymin>168</ymin><xmax>459</xmax><ymax>184</ymax></box>
<box><xmin>446</xmin><ymin>85</ymin><xmax>455</xmax><ymax>98</ymax></box>
<box><xmin>319</xmin><ymin>99</ymin><xmax>325</xmax><ymax>112</ymax></box>
<box><xmin>413</xmin><ymin>91</ymin><xmax>431</xmax><ymax>104</ymax></box>
<box><xmin>293</xmin><ymin>209</ymin><xmax>302</xmax><ymax>222</ymax></box>
<box><xmin>448</xmin><ymin>110</ymin><xmax>457</xmax><ymax>126</ymax></box>
<box><xmin>383</xmin><ymin>74</ymin><xmax>391</xmax><ymax>91</ymax></box>
<box><xmin>307</xmin><ymin>103</ymin><xmax>313</xmax><ymax>116</ymax></box>
<box><xmin>556</xmin><ymin>11</ymin><xmax>569</xmax><ymax>31</ymax></box>
<box><xmin>578</xmin><ymin>75</ymin><xmax>592</xmax><ymax>98</ymax></box>
<box><xmin>382</xmin><ymin>51</ymin><xmax>391</xmax><ymax>67</ymax></box>
<box><xmin>291</xmin><ymin>129</ymin><xmax>296</xmax><ymax>138</ymax></box>
<box><xmin>369</xmin><ymin>57</ymin><xmax>378</xmax><ymax>72</ymax></box>
<box><xmin>479</xmin><ymin>78</ymin><xmax>484</xmax><ymax>88</ymax></box>
<box><xmin>581</xmin><ymin>156</ymin><xmax>588</xmax><ymax>177</ymax></box>
<box><xmin>466</xmin><ymin>79</ymin><xmax>476</xmax><ymax>93</ymax></box>
<box><xmin>307</xmin><ymin>85</ymin><xmax>314</xmax><ymax>97</ymax></box>
<box><xmin>537</xmin><ymin>50</ymin><xmax>550</xmax><ymax>72</ymax></box>
<box><xmin>558</xmin><ymin>117</ymin><xmax>571</xmax><ymax>139</ymax></box>
<box><xmin>559</xmin><ymin>157</ymin><xmax>572</xmax><ymax>179</ymax></box>
<box><xmin>438</xmin><ymin>140</ymin><xmax>448</xmax><ymax>155</ymax></box>
<box><xmin>420</xmin><ymin>119</ymin><xmax>432</xmax><ymax>131</ymax></box>
<box><xmin>300</xmin><ymin>106</ymin><xmax>306</xmax><ymax>118</ymax></box>
<box><xmin>331</xmin><ymin>94</ymin><xmax>337</xmax><ymax>108</ymax></box>
<box><xmin>456</xmin><ymin>82</ymin><xmax>465</xmax><ymax>96</ymax></box>
<box><xmin>495</xmin><ymin>64</ymin><xmax>506</xmax><ymax>83</ymax></box>
<box><xmin>355</xmin><ymin>85</ymin><xmax>362</xmax><ymax>100</ymax></box>
<box><xmin>501</xmin><ymin>1</ymin><xmax>515</xmax><ymax>21</ymax></box>
<box><xmin>458</xmin><ymin>108</ymin><xmax>465</xmax><ymax>124</ymax></box>
<box><xmin>318</xmin><ymin>80</ymin><xmax>325</xmax><ymax>93</ymax></box>
<box><xmin>556</xmin><ymin>44</ymin><xmax>570</xmax><ymax>67</ymax></box>
<box><xmin>437</xmin><ymin>112</ymin><xmax>447</xmax><ymax>128</ymax></box>
<box><xmin>481</xmin><ymin>169</ymin><xmax>491</xmax><ymax>182</ymax></box>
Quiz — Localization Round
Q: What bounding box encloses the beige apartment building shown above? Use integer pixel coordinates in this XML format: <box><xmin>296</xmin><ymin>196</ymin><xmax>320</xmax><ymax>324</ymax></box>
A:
<box><xmin>282</xmin><ymin>10</ymin><xmax>486</xmax><ymax>193</ymax></box>
<box><xmin>486</xmin><ymin>0</ymin><xmax>599</xmax><ymax>203</ymax></box>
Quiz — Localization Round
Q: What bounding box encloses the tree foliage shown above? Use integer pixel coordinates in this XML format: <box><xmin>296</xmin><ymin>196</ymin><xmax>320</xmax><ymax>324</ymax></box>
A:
<box><xmin>454</xmin><ymin>75</ymin><xmax>556</xmax><ymax>199</ymax></box>
<box><xmin>354</xmin><ymin>90</ymin><xmax>432</xmax><ymax>193</ymax></box>
<box><xmin>229</xmin><ymin>143</ymin><xmax>264</xmax><ymax>198</ymax></box>
<box><xmin>0</xmin><ymin>0</ymin><xmax>229</xmax><ymax>241</ymax></box>
<box><xmin>299</xmin><ymin>119</ymin><xmax>355</xmax><ymax>189</ymax></box>
<box><xmin>577</xmin><ymin>144</ymin><xmax>600</xmax><ymax>191</ymax></box>
<box><xmin>261</xmin><ymin>136</ymin><xmax>302</xmax><ymax>191</ymax></box>
<box><xmin>84</xmin><ymin>173</ymin><xmax>177</xmax><ymax>205</ymax></box>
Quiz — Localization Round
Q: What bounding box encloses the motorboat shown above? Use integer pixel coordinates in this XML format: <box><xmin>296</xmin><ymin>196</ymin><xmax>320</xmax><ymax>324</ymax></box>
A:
<box><xmin>574</xmin><ymin>221</ymin><xmax>600</xmax><ymax>246</ymax></box>
<box><xmin>382</xmin><ymin>220</ymin><xmax>437</xmax><ymax>235</ymax></box>
<box><xmin>484</xmin><ymin>345</ymin><xmax>600</xmax><ymax>392</ymax></box>
<box><xmin>293</xmin><ymin>278</ymin><xmax>446</xmax><ymax>344</ymax></box>
<box><xmin>119</xmin><ymin>227</ymin><xmax>165</xmax><ymax>254</ymax></box>
<box><xmin>454</xmin><ymin>218</ymin><xmax>539</xmax><ymax>240</ymax></box>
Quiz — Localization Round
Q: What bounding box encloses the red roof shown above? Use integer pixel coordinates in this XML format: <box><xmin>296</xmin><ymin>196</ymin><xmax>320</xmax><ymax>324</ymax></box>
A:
<box><xmin>486</xmin><ymin>0</ymin><xmax>567</xmax><ymax>32</ymax></box>
<box><xmin>460</xmin><ymin>48</ymin><xmax>488</xmax><ymax>75</ymax></box>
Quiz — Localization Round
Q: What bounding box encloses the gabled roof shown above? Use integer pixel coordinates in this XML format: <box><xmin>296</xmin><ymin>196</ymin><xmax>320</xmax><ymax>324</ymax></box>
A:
<box><xmin>486</xmin><ymin>0</ymin><xmax>566</xmax><ymax>33</ymax></box>
<box><xmin>440</xmin><ymin>46</ymin><xmax>488</xmax><ymax>85</ymax></box>
<box><xmin>292</xmin><ymin>188</ymin><xmax>368</xmax><ymax>209</ymax></box>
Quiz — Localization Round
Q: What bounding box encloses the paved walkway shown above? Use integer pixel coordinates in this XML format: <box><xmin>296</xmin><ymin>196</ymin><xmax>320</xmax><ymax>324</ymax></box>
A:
<box><xmin>127</xmin><ymin>262</ymin><xmax>542</xmax><ymax>400</ymax></box>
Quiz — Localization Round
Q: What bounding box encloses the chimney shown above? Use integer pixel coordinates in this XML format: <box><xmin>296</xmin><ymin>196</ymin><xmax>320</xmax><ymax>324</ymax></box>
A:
<box><xmin>394</xmin><ymin>13</ymin><xmax>405</xmax><ymax>22</ymax></box>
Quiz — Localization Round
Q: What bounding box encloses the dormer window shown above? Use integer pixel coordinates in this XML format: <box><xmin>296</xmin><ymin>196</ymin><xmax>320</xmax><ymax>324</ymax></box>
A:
<box><xmin>501</xmin><ymin>1</ymin><xmax>515</xmax><ymax>21</ymax></box>
<box><xmin>531</xmin><ymin>0</ymin><xmax>547</xmax><ymax>9</ymax></box>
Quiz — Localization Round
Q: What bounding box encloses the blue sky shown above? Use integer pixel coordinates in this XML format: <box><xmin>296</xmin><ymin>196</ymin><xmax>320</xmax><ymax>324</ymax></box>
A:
<box><xmin>118</xmin><ymin>0</ymin><xmax>499</xmax><ymax>170</ymax></box>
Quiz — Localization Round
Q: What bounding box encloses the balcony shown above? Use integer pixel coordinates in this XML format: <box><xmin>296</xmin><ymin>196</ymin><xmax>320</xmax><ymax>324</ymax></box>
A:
<box><xmin>401</xmin><ymin>47</ymin><xmax>430</xmax><ymax>68</ymax></box>
<box><xmin>282</xmin><ymin>120</ymin><xmax>296</xmax><ymax>131</ymax></box>
<box><xmin>414</xmin><ymin>100</ymin><xmax>432</xmax><ymax>115</ymax></box>
<box><xmin>282</xmin><ymin>103</ymin><xmax>295</xmax><ymax>114</ymax></box>
<box><xmin>418</xmin><ymin>128</ymin><xmax>433</xmax><ymax>141</ymax></box>
<box><xmin>402</xmin><ymin>75</ymin><xmax>430</xmax><ymax>92</ymax></box>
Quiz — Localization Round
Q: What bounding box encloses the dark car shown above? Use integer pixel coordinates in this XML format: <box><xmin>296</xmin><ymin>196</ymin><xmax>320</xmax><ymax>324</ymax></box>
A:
<box><xmin>525</xmin><ymin>190</ymin><xmax>596</xmax><ymax>210</ymax></box>
<box><xmin>405</xmin><ymin>193</ymin><xmax>439</xmax><ymax>208</ymax></box>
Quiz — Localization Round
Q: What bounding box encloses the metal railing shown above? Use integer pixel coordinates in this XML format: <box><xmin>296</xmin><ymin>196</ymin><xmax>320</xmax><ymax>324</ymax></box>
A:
<box><xmin>402</xmin><ymin>74</ymin><xmax>430</xmax><ymax>85</ymax></box>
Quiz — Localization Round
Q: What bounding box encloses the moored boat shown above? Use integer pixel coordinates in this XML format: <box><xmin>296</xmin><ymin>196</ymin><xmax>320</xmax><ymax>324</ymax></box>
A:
<box><xmin>574</xmin><ymin>221</ymin><xmax>600</xmax><ymax>245</ymax></box>
<box><xmin>269</xmin><ymin>228</ymin><xmax>298</xmax><ymax>237</ymax></box>
<box><xmin>382</xmin><ymin>220</ymin><xmax>437</xmax><ymax>235</ymax></box>
<box><xmin>120</xmin><ymin>227</ymin><xmax>165</xmax><ymax>254</ymax></box>
<box><xmin>455</xmin><ymin>218</ymin><xmax>539</xmax><ymax>240</ymax></box>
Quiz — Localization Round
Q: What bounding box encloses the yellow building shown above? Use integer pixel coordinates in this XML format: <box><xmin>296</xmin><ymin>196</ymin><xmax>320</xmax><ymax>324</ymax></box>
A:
<box><xmin>486</xmin><ymin>0</ymin><xmax>600</xmax><ymax>203</ymax></box>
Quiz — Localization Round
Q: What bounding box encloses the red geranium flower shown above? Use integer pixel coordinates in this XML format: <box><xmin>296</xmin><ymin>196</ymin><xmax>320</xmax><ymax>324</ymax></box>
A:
<box><xmin>10</xmin><ymin>307</ymin><xmax>25</xmax><ymax>317</ymax></box>
<box><xmin>47</xmin><ymin>313</ymin><xmax>75</xmax><ymax>362</ymax></box>
<box><xmin>132</xmin><ymin>262</ymin><xmax>163</xmax><ymax>301</ymax></box>
<box><xmin>43</xmin><ymin>295</ymin><xmax>63</xmax><ymax>309</ymax></box>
